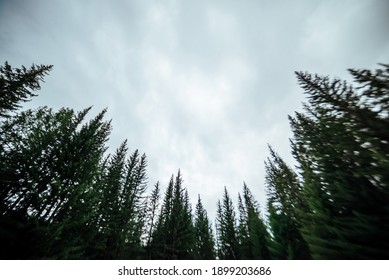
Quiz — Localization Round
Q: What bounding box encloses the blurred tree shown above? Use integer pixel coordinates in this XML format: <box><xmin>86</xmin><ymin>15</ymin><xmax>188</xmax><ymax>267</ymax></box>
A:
<box><xmin>290</xmin><ymin>64</ymin><xmax>389</xmax><ymax>259</ymax></box>
<box><xmin>265</xmin><ymin>146</ymin><xmax>310</xmax><ymax>259</ymax></box>
<box><xmin>0</xmin><ymin>106</ymin><xmax>111</xmax><ymax>259</ymax></box>
<box><xmin>238</xmin><ymin>183</ymin><xmax>271</xmax><ymax>259</ymax></box>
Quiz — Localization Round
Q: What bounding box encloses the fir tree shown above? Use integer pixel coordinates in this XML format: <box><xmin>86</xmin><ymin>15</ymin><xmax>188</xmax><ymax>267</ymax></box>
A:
<box><xmin>193</xmin><ymin>195</ymin><xmax>216</xmax><ymax>259</ymax></box>
<box><xmin>148</xmin><ymin>175</ymin><xmax>174</xmax><ymax>259</ymax></box>
<box><xmin>92</xmin><ymin>142</ymin><xmax>148</xmax><ymax>259</ymax></box>
<box><xmin>0</xmin><ymin>106</ymin><xmax>110</xmax><ymax>259</ymax></box>
<box><xmin>144</xmin><ymin>181</ymin><xmax>161</xmax><ymax>258</ymax></box>
<box><xmin>290</xmin><ymin>64</ymin><xmax>389</xmax><ymax>259</ymax></box>
<box><xmin>215</xmin><ymin>187</ymin><xmax>239</xmax><ymax>259</ymax></box>
<box><xmin>149</xmin><ymin>171</ymin><xmax>195</xmax><ymax>259</ymax></box>
<box><xmin>0</xmin><ymin>61</ymin><xmax>52</xmax><ymax>118</ymax></box>
<box><xmin>238</xmin><ymin>184</ymin><xmax>271</xmax><ymax>259</ymax></box>
<box><xmin>265</xmin><ymin>146</ymin><xmax>310</xmax><ymax>259</ymax></box>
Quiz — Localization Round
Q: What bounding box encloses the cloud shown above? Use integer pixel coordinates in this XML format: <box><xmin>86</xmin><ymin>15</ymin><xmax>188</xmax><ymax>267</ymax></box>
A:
<box><xmin>1</xmin><ymin>0</ymin><xmax>388</xmax><ymax>221</ymax></box>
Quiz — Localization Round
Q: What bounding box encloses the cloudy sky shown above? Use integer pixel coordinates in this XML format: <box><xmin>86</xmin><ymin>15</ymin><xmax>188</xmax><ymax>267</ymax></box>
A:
<box><xmin>1</xmin><ymin>0</ymin><xmax>388</xmax><ymax>219</ymax></box>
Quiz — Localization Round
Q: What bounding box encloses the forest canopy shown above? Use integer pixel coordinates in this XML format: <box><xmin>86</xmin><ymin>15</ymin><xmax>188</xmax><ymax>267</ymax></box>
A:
<box><xmin>1</xmin><ymin>61</ymin><xmax>388</xmax><ymax>259</ymax></box>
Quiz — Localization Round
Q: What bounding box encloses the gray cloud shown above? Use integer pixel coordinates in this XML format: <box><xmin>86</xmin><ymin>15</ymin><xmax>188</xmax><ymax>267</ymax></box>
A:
<box><xmin>1</xmin><ymin>0</ymin><xmax>388</xmax><ymax>219</ymax></box>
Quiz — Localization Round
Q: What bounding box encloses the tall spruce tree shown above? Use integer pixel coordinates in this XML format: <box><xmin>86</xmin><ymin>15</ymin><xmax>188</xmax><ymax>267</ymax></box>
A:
<box><xmin>238</xmin><ymin>184</ymin><xmax>271</xmax><ymax>259</ymax></box>
<box><xmin>215</xmin><ymin>187</ymin><xmax>239</xmax><ymax>259</ymax></box>
<box><xmin>91</xmin><ymin>142</ymin><xmax>148</xmax><ymax>259</ymax></box>
<box><xmin>144</xmin><ymin>181</ymin><xmax>161</xmax><ymax>258</ymax></box>
<box><xmin>149</xmin><ymin>171</ymin><xmax>195</xmax><ymax>259</ymax></box>
<box><xmin>193</xmin><ymin>195</ymin><xmax>216</xmax><ymax>259</ymax></box>
<box><xmin>290</xmin><ymin>64</ymin><xmax>389</xmax><ymax>259</ymax></box>
<box><xmin>0</xmin><ymin>61</ymin><xmax>52</xmax><ymax>118</ymax></box>
<box><xmin>237</xmin><ymin>194</ymin><xmax>250</xmax><ymax>258</ymax></box>
<box><xmin>265</xmin><ymin>146</ymin><xmax>310</xmax><ymax>259</ymax></box>
<box><xmin>148</xmin><ymin>175</ymin><xmax>174</xmax><ymax>259</ymax></box>
<box><xmin>0</xmin><ymin>106</ymin><xmax>111</xmax><ymax>259</ymax></box>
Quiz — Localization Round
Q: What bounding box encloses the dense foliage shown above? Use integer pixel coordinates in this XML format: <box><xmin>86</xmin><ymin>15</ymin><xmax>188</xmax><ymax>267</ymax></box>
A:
<box><xmin>1</xmin><ymin>61</ymin><xmax>388</xmax><ymax>259</ymax></box>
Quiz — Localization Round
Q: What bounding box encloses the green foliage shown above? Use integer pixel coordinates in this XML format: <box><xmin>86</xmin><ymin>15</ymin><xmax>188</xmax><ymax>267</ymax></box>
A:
<box><xmin>0</xmin><ymin>61</ymin><xmax>52</xmax><ymax>118</ymax></box>
<box><xmin>215</xmin><ymin>187</ymin><xmax>240</xmax><ymax>259</ymax></box>
<box><xmin>290</xmin><ymin>64</ymin><xmax>389</xmax><ymax>259</ymax></box>
<box><xmin>148</xmin><ymin>171</ymin><xmax>195</xmax><ymax>259</ymax></box>
<box><xmin>265</xmin><ymin>146</ymin><xmax>310</xmax><ymax>259</ymax></box>
<box><xmin>0</xmin><ymin>106</ymin><xmax>111</xmax><ymax>259</ymax></box>
<box><xmin>143</xmin><ymin>181</ymin><xmax>161</xmax><ymax>257</ymax></box>
<box><xmin>238</xmin><ymin>184</ymin><xmax>271</xmax><ymax>259</ymax></box>
<box><xmin>90</xmin><ymin>143</ymin><xmax>148</xmax><ymax>259</ymax></box>
<box><xmin>0</xmin><ymin>61</ymin><xmax>148</xmax><ymax>259</ymax></box>
<box><xmin>193</xmin><ymin>195</ymin><xmax>216</xmax><ymax>259</ymax></box>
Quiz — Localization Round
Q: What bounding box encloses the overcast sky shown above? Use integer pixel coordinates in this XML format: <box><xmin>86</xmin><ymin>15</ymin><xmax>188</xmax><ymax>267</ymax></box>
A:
<box><xmin>1</xmin><ymin>0</ymin><xmax>388</xmax><ymax>220</ymax></box>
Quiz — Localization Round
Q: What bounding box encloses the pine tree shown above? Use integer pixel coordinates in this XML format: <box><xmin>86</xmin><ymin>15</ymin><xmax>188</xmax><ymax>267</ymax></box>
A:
<box><xmin>144</xmin><ymin>181</ymin><xmax>161</xmax><ymax>258</ymax></box>
<box><xmin>148</xmin><ymin>175</ymin><xmax>174</xmax><ymax>259</ymax></box>
<box><xmin>0</xmin><ymin>106</ymin><xmax>111</xmax><ymax>259</ymax></box>
<box><xmin>0</xmin><ymin>61</ymin><xmax>53</xmax><ymax>118</ymax></box>
<box><xmin>91</xmin><ymin>142</ymin><xmax>148</xmax><ymax>259</ymax></box>
<box><xmin>237</xmin><ymin>194</ymin><xmax>250</xmax><ymax>258</ymax></box>
<box><xmin>215</xmin><ymin>187</ymin><xmax>239</xmax><ymax>259</ymax></box>
<box><xmin>120</xmin><ymin>149</ymin><xmax>148</xmax><ymax>258</ymax></box>
<box><xmin>149</xmin><ymin>171</ymin><xmax>195</xmax><ymax>259</ymax></box>
<box><xmin>290</xmin><ymin>64</ymin><xmax>389</xmax><ymax>259</ymax></box>
<box><xmin>238</xmin><ymin>184</ymin><xmax>271</xmax><ymax>259</ymax></box>
<box><xmin>265</xmin><ymin>146</ymin><xmax>310</xmax><ymax>259</ymax></box>
<box><xmin>193</xmin><ymin>195</ymin><xmax>216</xmax><ymax>259</ymax></box>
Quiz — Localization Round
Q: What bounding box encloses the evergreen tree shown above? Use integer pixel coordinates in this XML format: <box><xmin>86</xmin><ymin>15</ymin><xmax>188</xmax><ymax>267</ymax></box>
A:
<box><xmin>0</xmin><ymin>106</ymin><xmax>111</xmax><ymax>259</ymax></box>
<box><xmin>149</xmin><ymin>171</ymin><xmax>195</xmax><ymax>259</ymax></box>
<box><xmin>215</xmin><ymin>187</ymin><xmax>239</xmax><ymax>259</ymax></box>
<box><xmin>289</xmin><ymin>64</ymin><xmax>389</xmax><ymax>259</ymax></box>
<box><xmin>119</xmin><ymin>149</ymin><xmax>148</xmax><ymax>258</ymax></box>
<box><xmin>91</xmin><ymin>142</ymin><xmax>148</xmax><ymax>259</ymax></box>
<box><xmin>193</xmin><ymin>195</ymin><xmax>216</xmax><ymax>259</ymax></box>
<box><xmin>0</xmin><ymin>61</ymin><xmax>52</xmax><ymax>118</ymax></box>
<box><xmin>0</xmin><ymin>61</ymin><xmax>149</xmax><ymax>259</ymax></box>
<box><xmin>237</xmin><ymin>194</ymin><xmax>250</xmax><ymax>258</ymax></box>
<box><xmin>148</xmin><ymin>175</ymin><xmax>174</xmax><ymax>259</ymax></box>
<box><xmin>265</xmin><ymin>146</ymin><xmax>310</xmax><ymax>259</ymax></box>
<box><xmin>238</xmin><ymin>183</ymin><xmax>271</xmax><ymax>259</ymax></box>
<box><xmin>144</xmin><ymin>181</ymin><xmax>161</xmax><ymax>258</ymax></box>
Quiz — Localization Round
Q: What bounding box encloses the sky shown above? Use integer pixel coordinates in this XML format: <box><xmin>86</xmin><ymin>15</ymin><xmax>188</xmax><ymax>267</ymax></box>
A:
<box><xmin>1</xmin><ymin>0</ymin><xmax>388</xmax><ymax>220</ymax></box>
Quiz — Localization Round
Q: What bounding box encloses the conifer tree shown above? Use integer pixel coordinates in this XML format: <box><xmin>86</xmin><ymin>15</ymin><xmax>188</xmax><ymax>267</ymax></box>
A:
<box><xmin>237</xmin><ymin>184</ymin><xmax>271</xmax><ymax>259</ymax></box>
<box><xmin>215</xmin><ymin>187</ymin><xmax>239</xmax><ymax>259</ymax></box>
<box><xmin>290</xmin><ymin>64</ymin><xmax>389</xmax><ymax>259</ymax></box>
<box><xmin>0</xmin><ymin>61</ymin><xmax>52</xmax><ymax>118</ymax></box>
<box><xmin>92</xmin><ymin>142</ymin><xmax>148</xmax><ymax>259</ymax></box>
<box><xmin>148</xmin><ymin>175</ymin><xmax>174</xmax><ymax>259</ymax></box>
<box><xmin>265</xmin><ymin>146</ymin><xmax>310</xmax><ymax>259</ymax></box>
<box><xmin>144</xmin><ymin>181</ymin><xmax>161</xmax><ymax>256</ymax></box>
<box><xmin>149</xmin><ymin>171</ymin><xmax>195</xmax><ymax>259</ymax></box>
<box><xmin>237</xmin><ymin>194</ymin><xmax>250</xmax><ymax>258</ymax></box>
<box><xmin>193</xmin><ymin>195</ymin><xmax>216</xmax><ymax>259</ymax></box>
<box><xmin>0</xmin><ymin>106</ymin><xmax>111</xmax><ymax>259</ymax></box>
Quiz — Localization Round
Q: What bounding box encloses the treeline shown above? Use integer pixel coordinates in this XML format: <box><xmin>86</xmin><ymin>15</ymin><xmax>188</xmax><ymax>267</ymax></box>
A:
<box><xmin>1</xmin><ymin>62</ymin><xmax>388</xmax><ymax>259</ymax></box>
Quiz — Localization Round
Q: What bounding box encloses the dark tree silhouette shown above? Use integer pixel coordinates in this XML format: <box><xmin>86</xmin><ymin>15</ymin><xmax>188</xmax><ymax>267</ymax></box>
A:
<box><xmin>193</xmin><ymin>195</ymin><xmax>216</xmax><ymax>259</ymax></box>
<box><xmin>289</xmin><ymin>64</ymin><xmax>389</xmax><ymax>259</ymax></box>
<box><xmin>215</xmin><ymin>187</ymin><xmax>239</xmax><ymax>259</ymax></box>
<box><xmin>0</xmin><ymin>61</ymin><xmax>52</xmax><ymax>118</ymax></box>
